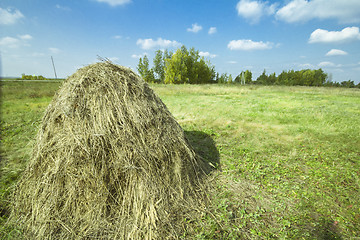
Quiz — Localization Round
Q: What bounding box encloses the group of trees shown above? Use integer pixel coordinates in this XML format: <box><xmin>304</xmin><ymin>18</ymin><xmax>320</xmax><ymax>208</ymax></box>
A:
<box><xmin>324</xmin><ymin>79</ymin><xmax>360</xmax><ymax>88</ymax></box>
<box><xmin>137</xmin><ymin>45</ymin><xmax>359</xmax><ymax>88</ymax></box>
<box><xmin>255</xmin><ymin>69</ymin><xmax>328</xmax><ymax>86</ymax></box>
<box><xmin>137</xmin><ymin>46</ymin><xmax>215</xmax><ymax>84</ymax></box>
<box><xmin>254</xmin><ymin>69</ymin><xmax>360</xmax><ymax>88</ymax></box>
<box><xmin>20</xmin><ymin>74</ymin><xmax>47</xmax><ymax>80</ymax></box>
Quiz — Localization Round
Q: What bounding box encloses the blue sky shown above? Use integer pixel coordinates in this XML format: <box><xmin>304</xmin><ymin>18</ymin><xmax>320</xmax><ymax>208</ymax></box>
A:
<box><xmin>1</xmin><ymin>0</ymin><xmax>360</xmax><ymax>83</ymax></box>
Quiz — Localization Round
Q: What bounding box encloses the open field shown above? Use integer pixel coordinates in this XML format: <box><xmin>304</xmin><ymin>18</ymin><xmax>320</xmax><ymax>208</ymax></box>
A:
<box><xmin>1</xmin><ymin>81</ymin><xmax>360</xmax><ymax>239</ymax></box>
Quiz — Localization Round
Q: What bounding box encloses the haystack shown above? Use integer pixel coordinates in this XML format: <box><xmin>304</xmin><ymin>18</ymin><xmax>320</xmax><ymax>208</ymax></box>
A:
<box><xmin>10</xmin><ymin>61</ymin><xmax>209</xmax><ymax>239</ymax></box>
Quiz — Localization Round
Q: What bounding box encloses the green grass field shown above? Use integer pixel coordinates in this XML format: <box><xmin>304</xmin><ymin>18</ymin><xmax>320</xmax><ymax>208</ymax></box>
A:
<box><xmin>1</xmin><ymin>81</ymin><xmax>359</xmax><ymax>239</ymax></box>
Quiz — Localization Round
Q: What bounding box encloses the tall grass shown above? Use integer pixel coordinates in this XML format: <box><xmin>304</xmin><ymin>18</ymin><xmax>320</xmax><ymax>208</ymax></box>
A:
<box><xmin>1</xmin><ymin>82</ymin><xmax>359</xmax><ymax>239</ymax></box>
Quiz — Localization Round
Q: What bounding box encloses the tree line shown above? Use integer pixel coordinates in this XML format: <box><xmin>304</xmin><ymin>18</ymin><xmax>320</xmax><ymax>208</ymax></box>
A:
<box><xmin>254</xmin><ymin>69</ymin><xmax>360</xmax><ymax>88</ymax></box>
<box><xmin>20</xmin><ymin>74</ymin><xmax>48</xmax><ymax>80</ymax></box>
<box><xmin>137</xmin><ymin>45</ymin><xmax>359</xmax><ymax>88</ymax></box>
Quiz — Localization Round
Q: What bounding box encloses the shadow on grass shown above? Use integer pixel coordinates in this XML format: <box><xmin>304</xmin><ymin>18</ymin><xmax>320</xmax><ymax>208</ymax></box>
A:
<box><xmin>184</xmin><ymin>131</ymin><xmax>220</xmax><ymax>174</ymax></box>
<box><xmin>312</xmin><ymin>218</ymin><xmax>343</xmax><ymax>240</ymax></box>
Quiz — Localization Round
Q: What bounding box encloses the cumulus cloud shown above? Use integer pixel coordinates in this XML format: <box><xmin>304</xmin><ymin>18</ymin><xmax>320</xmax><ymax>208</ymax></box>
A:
<box><xmin>187</xmin><ymin>23</ymin><xmax>202</xmax><ymax>33</ymax></box>
<box><xmin>208</xmin><ymin>27</ymin><xmax>217</xmax><ymax>35</ymax></box>
<box><xmin>228</xmin><ymin>39</ymin><xmax>273</xmax><ymax>50</ymax></box>
<box><xmin>199</xmin><ymin>51</ymin><xmax>217</xmax><ymax>58</ymax></box>
<box><xmin>136</xmin><ymin>38</ymin><xmax>180</xmax><ymax>50</ymax></box>
<box><xmin>0</xmin><ymin>37</ymin><xmax>20</xmax><ymax>48</ymax></box>
<box><xmin>236</xmin><ymin>0</ymin><xmax>277</xmax><ymax>24</ymax></box>
<box><xmin>0</xmin><ymin>7</ymin><xmax>24</xmax><ymax>25</ymax></box>
<box><xmin>309</xmin><ymin>27</ymin><xmax>360</xmax><ymax>44</ymax></box>
<box><xmin>49</xmin><ymin>47</ymin><xmax>61</xmax><ymax>54</ymax></box>
<box><xmin>325</xmin><ymin>49</ymin><xmax>348</xmax><ymax>56</ymax></box>
<box><xmin>299</xmin><ymin>63</ymin><xmax>315</xmax><ymax>68</ymax></box>
<box><xmin>276</xmin><ymin>0</ymin><xmax>360</xmax><ymax>23</ymax></box>
<box><xmin>131</xmin><ymin>52</ymin><xmax>148</xmax><ymax>59</ymax></box>
<box><xmin>95</xmin><ymin>0</ymin><xmax>131</xmax><ymax>7</ymax></box>
<box><xmin>19</xmin><ymin>34</ymin><xmax>33</xmax><ymax>40</ymax></box>
<box><xmin>318</xmin><ymin>61</ymin><xmax>342</xmax><ymax>68</ymax></box>
<box><xmin>0</xmin><ymin>34</ymin><xmax>32</xmax><ymax>48</ymax></box>
<box><xmin>56</xmin><ymin>4</ymin><xmax>71</xmax><ymax>11</ymax></box>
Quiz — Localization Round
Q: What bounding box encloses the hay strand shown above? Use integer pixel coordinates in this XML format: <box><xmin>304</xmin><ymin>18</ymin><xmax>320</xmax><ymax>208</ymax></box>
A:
<box><xmin>10</xmin><ymin>62</ymin><xmax>209</xmax><ymax>239</ymax></box>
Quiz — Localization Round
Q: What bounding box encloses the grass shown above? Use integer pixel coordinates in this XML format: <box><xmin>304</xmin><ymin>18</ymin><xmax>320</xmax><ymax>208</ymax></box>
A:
<box><xmin>1</xmin><ymin>81</ymin><xmax>360</xmax><ymax>239</ymax></box>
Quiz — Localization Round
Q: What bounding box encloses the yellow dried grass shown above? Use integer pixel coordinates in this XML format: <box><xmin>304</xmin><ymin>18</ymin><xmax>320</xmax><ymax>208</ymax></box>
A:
<box><xmin>9</xmin><ymin>61</ymin><xmax>209</xmax><ymax>239</ymax></box>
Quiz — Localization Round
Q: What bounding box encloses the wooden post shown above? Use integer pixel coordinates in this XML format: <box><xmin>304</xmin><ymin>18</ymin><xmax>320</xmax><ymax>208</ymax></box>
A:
<box><xmin>51</xmin><ymin>56</ymin><xmax>58</xmax><ymax>79</ymax></box>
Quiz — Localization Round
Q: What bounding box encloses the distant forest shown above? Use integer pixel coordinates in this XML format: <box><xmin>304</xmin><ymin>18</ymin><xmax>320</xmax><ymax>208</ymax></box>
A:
<box><xmin>137</xmin><ymin>45</ymin><xmax>360</xmax><ymax>88</ymax></box>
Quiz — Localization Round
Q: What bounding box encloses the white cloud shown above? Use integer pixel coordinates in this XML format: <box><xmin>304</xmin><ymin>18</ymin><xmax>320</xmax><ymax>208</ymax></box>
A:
<box><xmin>199</xmin><ymin>51</ymin><xmax>217</xmax><ymax>58</ymax></box>
<box><xmin>136</xmin><ymin>38</ymin><xmax>180</xmax><ymax>50</ymax></box>
<box><xmin>227</xmin><ymin>61</ymin><xmax>238</xmax><ymax>64</ymax></box>
<box><xmin>276</xmin><ymin>0</ymin><xmax>360</xmax><ymax>23</ymax></box>
<box><xmin>325</xmin><ymin>49</ymin><xmax>348</xmax><ymax>56</ymax></box>
<box><xmin>56</xmin><ymin>4</ymin><xmax>71</xmax><ymax>11</ymax></box>
<box><xmin>0</xmin><ymin>34</ymin><xmax>33</xmax><ymax>48</ymax></box>
<box><xmin>299</xmin><ymin>63</ymin><xmax>315</xmax><ymax>68</ymax></box>
<box><xmin>228</xmin><ymin>39</ymin><xmax>273</xmax><ymax>50</ymax></box>
<box><xmin>309</xmin><ymin>27</ymin><xmax>360</xmax><ymax>44</ymax></box>
<box><xmin>131</xmin><ymin>52</ymin><xmax>148</xmax><ymax>59</ymax></box>
<box><xmin>236</xmin><ymin>0</ymin><xmax>277</xmax><ymax>24</ymax></box>
<box><xmin>0</xmin><ymin>7</ymin><xmax>24</xmax><ymax>25</ymax></box>
<box><xmin>318</xmin><ymin>61</ymin><xmax>342</xmax><ymax>68</ymax></box>
<box><xmin>187</xmin><ymin>23</ymin><xmax>202</xmax><ymax>33</ymax></box>
<box><xmin>113</xmin><ymin>35</ymin><xmax>122</xmax><ymax>39</ymax></box>
<box><xmin>208</xmin><ymin>27</ymin><xmax>217</xmax><ymax>35</ymax></box>
<box><xmin>0</xmin><ymin>37</ymin><xmax>20</xmax><ymax>48</ymax></box>
<box><xmin>19</xmin><ymin>34</ymin><xmax>33</xmax><ymax>40</ymax></box>
<box><xmin>131</xmin><ymin>54</ymin><xmax>141</xmax><ymax>59</ymax></box>
<box><xmin>95</xmin><ymin>0</ymin><xmax>131</xmax><ymax>7</ymax></box>
<box><xmin>49</xmin><ymin>47</ymin><xmax>61</xmax><ymax>54</ymax></box>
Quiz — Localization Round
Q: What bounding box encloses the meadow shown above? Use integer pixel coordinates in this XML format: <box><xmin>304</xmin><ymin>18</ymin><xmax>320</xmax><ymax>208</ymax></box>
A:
<box><xmin>1</xmin><ymin>81</ymin><xmax>359</xmax><ymax>239</ymax></box>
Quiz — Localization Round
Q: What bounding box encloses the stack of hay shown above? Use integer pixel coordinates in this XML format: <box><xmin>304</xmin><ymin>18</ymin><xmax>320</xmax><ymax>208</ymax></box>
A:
<box><xmin>10</xmin><ymin>62</ymin><xmax>208</xmax><ymax>239</ymax></box>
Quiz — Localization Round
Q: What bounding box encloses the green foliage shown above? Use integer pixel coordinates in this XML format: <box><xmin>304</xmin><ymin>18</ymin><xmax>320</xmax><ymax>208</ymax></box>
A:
<box><xmin>340</xmin><ymin>80</ymin><xmax>356</xmax><ymax>88</ymax></box>
<box><xmin>137</xmin><ymin>55</ymin><xmax>157</xmax><ymax>83</ymax></box>
<box><xmin>153</xmin><ymin>50</ymin><xmax>165</xmax><ymax>83</ymax></box>
<box><xmin>164</xmin><ymin>49</ymin><xmax>188</xmax><ymax>84</ymax></box>
<box><xmin>20</xmin><ymin>74</ymin><xmax>47</xmax><ymax>80</ymax></box>
<box><xmin>235</xmin><ymin>70</ymin><xmax>252</xmax><ymax>84</ymax></box>
<box><xmin>138</xmin><ymin>45</ymin><xmax>215</xmax><ymax>84</ymax></box>
<box><xmin>217</xmin><ymin>73</ymin><xmax>229</xmax><ymax>84</ymax></box>
<box><xmin>256</xmin><ymin>69</ymin><xmax>268</xmax><ymax>85</ymax></box>
<box><xmin>257</xmin><ymin>68</ymin><xmax>328</xmax><ymax>86</ymax></box>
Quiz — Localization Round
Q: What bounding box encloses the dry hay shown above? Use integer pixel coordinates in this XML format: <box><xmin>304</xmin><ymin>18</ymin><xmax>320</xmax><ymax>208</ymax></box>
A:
<box><xmin>9</xmin><ymin>61</ymin><xmax>209</xmax><ymax>239</ymax></box>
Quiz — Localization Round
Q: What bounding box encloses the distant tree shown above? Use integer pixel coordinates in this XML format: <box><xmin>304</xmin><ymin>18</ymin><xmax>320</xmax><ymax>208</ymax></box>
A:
<box><xmin>145</xmin><ymin>68</ymin><xmax>156</xmax><ymax>83</ymax></box>
<box><xmin>228</xmin><ymin>74</ymin><xmax>233</xmax><ymax>84</ymax></box>
<box><xmin>137</xmin><ymin>55</ymin><xmax>156</xmax><ymax>83</ymax></box>
<box><xmin>215</xmin><ymin>72</ymin><xmax>220</xmax><ymax>83</ymax></box>
<box><xmin>137</xmin><ymin>55</ymin><xmax>149</xmax><ymax>80</ymax></box>
<box><xmin>218</xmin><ymin>73</ymin><xmax>228</xmax><ymax>84</ymax></box>
<box><xmin>163</xmin><ymin>49</ymin><xmax>173</xmax><ymax>61</ymax></box>
<box><xmin>313</xmin><ymin>68</ymin><xmax>327</xmax><ymax>86</ymax></box>
<box><xmin>235</xmin><ymin>70</ymin><xmax>252</xmax><ymax>84</ymax></box>
<box><xmin>153</xmin><ymin>50</ymin><xmax>165</xmax><ymax>83</ymax></box>
<box><xmin>164</xmin><ymin>49</ymin><xmax>188</xmax><ymax>84</ymax></box>
<box><xmin>163</xmin><ymin>46</ymin><xmax>215</xmax><ymax>84</ymax></box>
<box><xmin>256</xmin><ymin>69</ymin><xmax>268</xmax><ymax>85</ymax></box>
<box><xmin>341</xmin><ymin>80</ymin><xmax>355</xmax><ymax>88</ymax></box>
<box><xmin>244</xmin><ymin>70</ymin><xmax>252</xmax><ymax>84</ymax></box>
